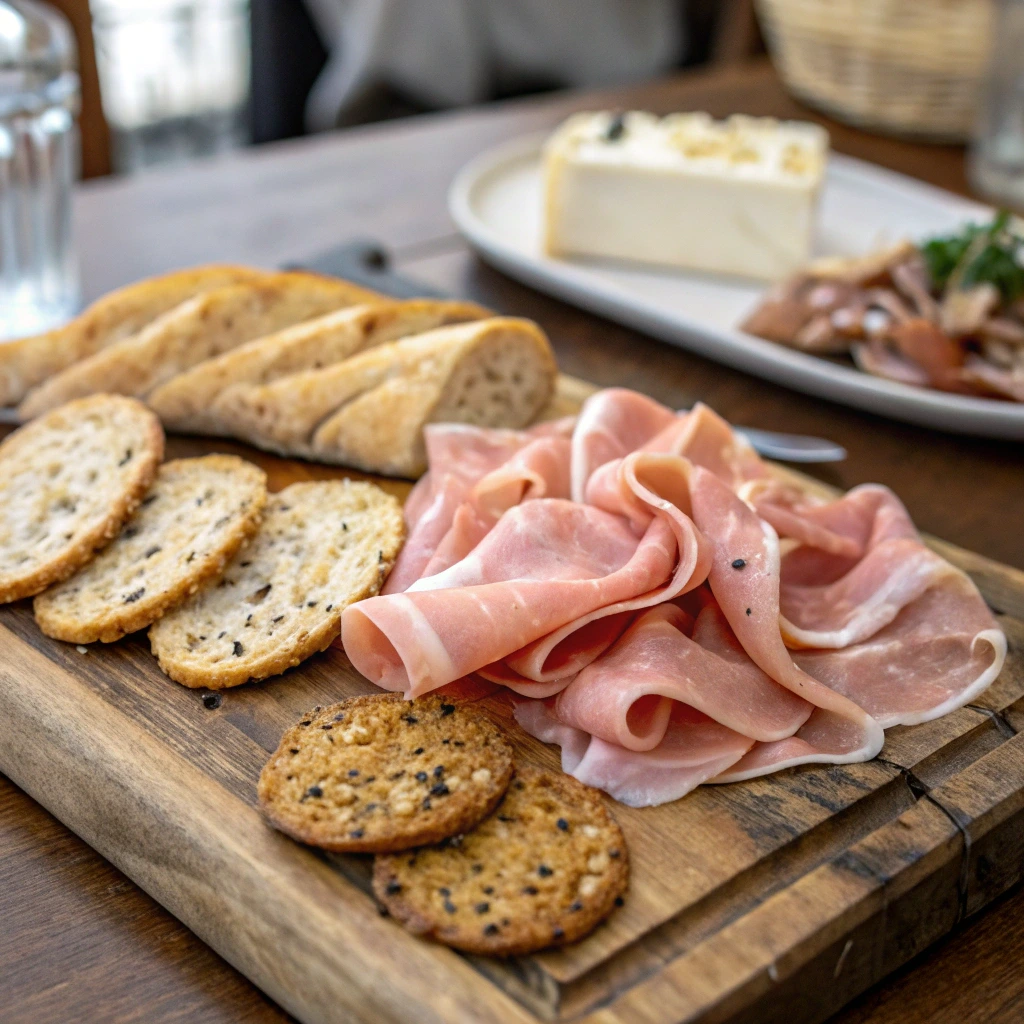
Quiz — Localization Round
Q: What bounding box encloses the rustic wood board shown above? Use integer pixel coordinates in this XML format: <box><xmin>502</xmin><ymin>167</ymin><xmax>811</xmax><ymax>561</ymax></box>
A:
<box><xmin>1</xmin><ymin>378</ymin><xmax>1023</xmax><ymax>1024</ymax></box>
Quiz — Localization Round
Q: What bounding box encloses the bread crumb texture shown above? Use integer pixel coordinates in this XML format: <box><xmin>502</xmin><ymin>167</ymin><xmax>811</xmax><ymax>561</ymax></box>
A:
<box><xmin>0</xmin><ymin>394</ymin><xmax>164</xmax><ymax>603</ymax></box>
<box><xmin>149</xmin><ymin>479</ymin><xmax>404</xmax><ymax>688</ymax></box>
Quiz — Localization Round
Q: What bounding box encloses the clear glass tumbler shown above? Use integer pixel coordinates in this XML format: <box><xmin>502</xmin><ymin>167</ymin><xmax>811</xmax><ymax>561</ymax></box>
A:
<box><xmin>0</xmin><ymin>0</ymin><xmax>80</xmax><ymax>341</ymax></box>
<box><xmin>969</xmin><ymin>0</ymin><xmax>1024</xmax><ymax>209</ymax></box>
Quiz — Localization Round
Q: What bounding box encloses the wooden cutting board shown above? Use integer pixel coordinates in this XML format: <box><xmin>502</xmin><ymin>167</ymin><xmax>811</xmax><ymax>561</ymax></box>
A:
<box><xmin>1</xmin><ymin>377</ymin><xmax>1023</xmax><ymax>1024</ymax></box>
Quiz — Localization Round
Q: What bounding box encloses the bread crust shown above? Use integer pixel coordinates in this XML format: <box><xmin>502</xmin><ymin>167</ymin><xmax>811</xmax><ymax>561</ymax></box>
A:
<box><xmin>19</xmin><ymin>273</ymin><xmax>380</xmax><ymax>419</ymax></box>
<box><xmin>0</xmin><ymin>265</ymin><xmax>267</xmax><ymax>407</ymax></box>
<box><xmin>147</xmin><ymin>298</ymin><xmax>489</xmax><ymax>435</ymax></box>
<box><xmin>219</xmin><ymin>317</ymin><xmax>558</xmax><ymax>478</ymax></box>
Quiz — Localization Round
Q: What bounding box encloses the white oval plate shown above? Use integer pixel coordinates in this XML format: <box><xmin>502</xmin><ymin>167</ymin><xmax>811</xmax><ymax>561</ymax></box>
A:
<box><xmin>449</xmin><ymin>134</ymin><xmax>1024</xmax><ymax>441</ymax></box>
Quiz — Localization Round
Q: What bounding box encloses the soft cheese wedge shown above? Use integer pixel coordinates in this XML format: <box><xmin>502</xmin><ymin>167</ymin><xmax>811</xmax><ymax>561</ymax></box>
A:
<box><xmin>542</xmin><ymin>111</ymin><xmax>829</xmax><ymax>281</ymax></box>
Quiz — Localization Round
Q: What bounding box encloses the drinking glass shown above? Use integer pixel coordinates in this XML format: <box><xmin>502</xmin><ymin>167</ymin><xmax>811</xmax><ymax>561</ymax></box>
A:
<box><xmin>0</xmin><ymin>0</ymin><xmax>80</xmax><ymax>342</ymax></box>
<box><xmin>969</xmin><ymin>0</ymin><xmax>1024</xmax><ymax>209</ymax></box>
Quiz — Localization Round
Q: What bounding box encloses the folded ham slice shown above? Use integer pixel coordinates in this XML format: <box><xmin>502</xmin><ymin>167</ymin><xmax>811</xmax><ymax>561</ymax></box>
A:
<box><xmin>514</xmin><ymin>698</ymin><xmax>755</xmax><ymax>807</ymax></box>
<box><xmin>341</xmin><ymin>387</ymin><xmax>1006</xmax><ymax>807</ymax></box>
<box><xmin>384</xmin><ymin>418</ymin><xmax>574</xmax><ymax>594</ymax></box>
<box><xmin>552</xmin><ymin>604</ymin><xmax>811</xmax><ymax>749</ymax></box>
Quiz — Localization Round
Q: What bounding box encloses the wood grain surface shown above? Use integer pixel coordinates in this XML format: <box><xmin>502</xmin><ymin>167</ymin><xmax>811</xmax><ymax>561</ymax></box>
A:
<box><xmin>1</xmin><ymin>393</ymin><xmax>1023</xmax><ymax>1024</ymax></box>
<box><xmin>2</xmin><ymin>58</ymin><xmax>1023</xmax><ymax>1024</ymax></box>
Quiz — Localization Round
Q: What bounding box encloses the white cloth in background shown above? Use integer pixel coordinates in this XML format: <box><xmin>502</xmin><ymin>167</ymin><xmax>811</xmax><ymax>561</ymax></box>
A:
<box><xmin>302</xmin><ymin>0</ymin><xmax>685</xmax><ymax>130</ymax></box>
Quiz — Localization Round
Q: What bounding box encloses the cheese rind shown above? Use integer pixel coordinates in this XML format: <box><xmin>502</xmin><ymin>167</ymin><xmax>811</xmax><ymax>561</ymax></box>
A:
<box><xmin>542</xmin><ymin>111</ymin><xmax>829</xmax><ymax>282</ymax></box>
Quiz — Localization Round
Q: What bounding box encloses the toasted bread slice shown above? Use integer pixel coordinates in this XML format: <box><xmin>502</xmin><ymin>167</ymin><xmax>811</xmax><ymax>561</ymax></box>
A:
<box><xmin>19</xmin><ymin>272</ymin><xmax>381</xmax><ymax>419</ymax></box>
<box><xmin>34</xmin><ymin>455</ymin><xmax>268</xmax><ymax>643</ymax></box>
<box><xmin>0</xmin><ymin>265</ymin><xmax>267</xmax><ymax>408</ymax></box>
<box><xmin>147</xmin><ymin>299</ymin><xmax>489</xmax><ymax>435</ymax></box>
<box><xmin>149</xmin><ymin>480</ymin><xmax>404</xmax><ymax>688</ymax></box>
<box><xmin>219</xmin><ymin>317</ymin><xmax>557</xmax><ymax>477</ymax></box>
<box><xmin>0</xmin><ymin>395</ymin><xmax>164</xmax><ymax>603</ymax></box>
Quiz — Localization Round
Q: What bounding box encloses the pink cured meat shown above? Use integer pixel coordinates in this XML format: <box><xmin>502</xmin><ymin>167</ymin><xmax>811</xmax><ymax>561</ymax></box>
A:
<box><xmin>343</xmin><ymin>497</ymin><xmax>709</xmax><ymax>696</ymax></box>
<box><xmin>671</xmin><ymin>460</ymin><xmax>885</xmax><ymax>769</ymax></box>
<box><xmin>583</xmin><ymin>450</ymin><xmax>882</xmax><ymax>767</ymax></box>
<box><xmin>793</xmin><ymin>574</ymin><xmax>1006</xmax><ymax>727</ymax></box>
<box><xmin>570</xmin><ymin>388</ymin><xmax>677</xmax><ymax>502</ymax></box>
<box><xmin>643</xmin><ymin>403</ymin><xmax>766</xmax><ymax>489</ymax></box>
<box><xmin>514</xmin><ymin>698</ymin><xmax>754</xmax><ymax>807</ymax></box>
<box><xmin>384</xmin><ymin>418</ymin><xmax>575</xmax><ymax>594</ymax></box>
<box><xmin>341</xmin><ymin>386</ymin><xmax>1007</xmax><ymax>807</ymax></box>
<box><xmin>553</xmin><ymin>603</ymin><xmax>811</xmax><ymax>749</ymax></box>
<box><xmin>774</xmin><ymin>485</ymin><xmax>965</xmax><ymax>649</ymax></box>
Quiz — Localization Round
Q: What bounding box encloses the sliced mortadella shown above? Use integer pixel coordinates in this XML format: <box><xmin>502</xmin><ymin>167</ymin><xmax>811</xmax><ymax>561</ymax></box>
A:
<box><xmin>495</xmin><ymin>454</ymin><xmax>713</xmax><ymax>685</ymax></box>
<box><xmin>779</xmin><ymin>538</ymin><xmax>957</xmax><ymax>650</ymax></box>
<box><xmin>688</xmin><ymin>466</ymin><xmax>884</xmax><ymax>767</ymax></box>
<box><xmin>553</xmin><ymin>604</ymin><xmax>811</xmax><ymax>750</ymax></box>
<box><xmin>514</xmin><ymin>698</ymin><xmax>753</xmax><ymax>808</ymax></box>
<box><xmin>417</xmin><ymin>435</ymin><xmax>574</xmax><ymax>581</ymax></box>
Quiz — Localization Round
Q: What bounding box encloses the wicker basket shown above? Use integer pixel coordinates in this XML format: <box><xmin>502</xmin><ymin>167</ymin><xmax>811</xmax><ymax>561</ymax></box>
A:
<box><xmin>756</xmin><ymin>0</ymin><xmax>994</xmax><ymax>142</ymax></box>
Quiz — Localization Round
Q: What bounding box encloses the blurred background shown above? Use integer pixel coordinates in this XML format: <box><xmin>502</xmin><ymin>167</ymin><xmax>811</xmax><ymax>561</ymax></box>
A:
<box><xmin>2</xmin><ymin>0</ymin><xmax>1009</xmax><ymax>339</ymax></box>
<box><xmin>32</xmin><ymin>0</ymin><xmax>1011</xmax><ymax>187</ymax></box>
<box><xmin>53</xmin><ymin>0</ymin><xmax>766</xmax><ymax>177</ymax></box>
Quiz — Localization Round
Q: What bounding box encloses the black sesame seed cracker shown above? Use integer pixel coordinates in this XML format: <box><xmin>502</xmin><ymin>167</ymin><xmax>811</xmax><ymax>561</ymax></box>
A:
<box><xmin>257</xmin><ymin>693</ymin><xmax>514</xmax><ymax>854</ymax></box>
<box><xmin>372</xmin><ymin>766</ymin><xmax>628</xmax><ymax>956</ymax></box>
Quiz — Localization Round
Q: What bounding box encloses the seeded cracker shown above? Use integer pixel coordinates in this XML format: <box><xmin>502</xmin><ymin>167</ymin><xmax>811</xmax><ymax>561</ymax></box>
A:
<box><xmin>0</xmin><ymin>395</ymin><xmax>164</xmax><ymax>603</ymax></box>
<box><xmin>34</xmin><ymin>455</ymin><xmax>267</xmax><ymax>643</ymax></box>
<box><xmin>148</xmin><ymin>480</ymin><xmax>403</xmax><ymax>688</ymax></box>
<box><xmin>258</xmin><ymin>694</ymin><xmax>514</xmax><ymax>853</ymax></box>
<box><xmin>373</xmin><ymin>766</ymin><xmax>628</xmax><ymax>956</ymax></box>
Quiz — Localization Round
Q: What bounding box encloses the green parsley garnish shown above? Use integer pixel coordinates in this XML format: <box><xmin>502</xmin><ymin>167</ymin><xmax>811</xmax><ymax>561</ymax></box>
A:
<box><xmin>921</xmin><ymin>211</ymin><xmax>1024</xmax><ymax>303</ymax></box>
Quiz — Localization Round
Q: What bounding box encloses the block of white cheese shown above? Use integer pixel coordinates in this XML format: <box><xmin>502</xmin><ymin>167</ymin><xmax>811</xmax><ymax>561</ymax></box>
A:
<box><xmin>542</xmin><ymin>111</ymin><xmax>829</xmax><ymax>282</ymax></box>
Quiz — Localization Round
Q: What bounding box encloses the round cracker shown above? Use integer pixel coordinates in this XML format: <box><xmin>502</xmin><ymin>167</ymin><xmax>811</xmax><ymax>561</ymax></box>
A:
<box><xmin>34</xmin><ymin>455</ymin><xmax>268</xmax><ymax>643</ymax></box>
<box><xmin>373</xmin><ymin>766</ymin><xmax>628</xmax><ymax>956</ymax></box>
<box><xmin>0</xmin><ymin>394</ymin><xmax>164</xmax><ymax>604</ymax></box>
<box><xmin>258</xmin><ymin>693</ymin><xmax>514</xmax><ymax>853</ymax></box>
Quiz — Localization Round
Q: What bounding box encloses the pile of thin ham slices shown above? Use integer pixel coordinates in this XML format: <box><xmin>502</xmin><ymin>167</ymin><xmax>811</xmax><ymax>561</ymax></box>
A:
<box><xmin>341</xmin><ymin>389</ymin><xmax>1007</xmax><ymax>807</ymax></box>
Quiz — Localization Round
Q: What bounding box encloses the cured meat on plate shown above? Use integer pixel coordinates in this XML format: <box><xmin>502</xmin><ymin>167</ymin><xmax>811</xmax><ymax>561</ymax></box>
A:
<box><xmin>342</xmin><ymin>389</ymin><xmax>1006</xmax><ymax>807</ymax></box>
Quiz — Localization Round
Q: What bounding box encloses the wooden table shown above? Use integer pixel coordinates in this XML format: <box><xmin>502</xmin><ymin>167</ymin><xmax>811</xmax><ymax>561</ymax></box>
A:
<box><xmin>1</xmin><ymin>60</ymin><xmax>1022</xmax><ymax>1024</ymax></box>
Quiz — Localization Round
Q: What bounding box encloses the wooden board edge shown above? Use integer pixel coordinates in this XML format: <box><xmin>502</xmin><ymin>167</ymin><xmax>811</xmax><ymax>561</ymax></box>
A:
<box><xmin>0</xmin><ymin>622</ymin><xmax>538</xmax><ymax>1024</ymax></box>
<box><xmin>927</xmin><ymin>730</ymin><xmax>1024</xmax><ymax>917</ymax></box>
<box><xmin>579</xmin><ymin>797</ymin><xmax>963</xmax><ymax>1024</ymax></box>
<box><xmin>573</xmin><ymin>732</ymin><xmax>1024</xmax><ymax>1024</ymax></box>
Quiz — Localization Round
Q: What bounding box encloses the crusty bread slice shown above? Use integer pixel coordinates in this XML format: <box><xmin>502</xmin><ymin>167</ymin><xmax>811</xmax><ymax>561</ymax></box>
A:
<box><xmin>0</xmin><ymin>395</ymin><xmax>164</xmax><ymax>604</ymax></box>
<box><xmin>146</xmin><ymin>298</ymin><xmax>489</xmax><ymax>435</ymax></box>
<box><xmin>218</xmin><ymin>317</ymin><xmax>557</xmax><ymax>477</ymax></box>
<box><xmin>0</xmin><ymin>265</ymin><xmax>267</xmax><ymax>408</ymax></box>
<box><xmin>34</xmin><ymin>455</ymin><xmax>268</xmax><ymax>643</ymax></box>
<box><xmin>19</xmin><ymin>272</ymin><xmax>381</xmax><ymax>419</ymax></box>
<box><xmin>149</xmin><ymin>480</ymin><xmax>404</xmax><ymax>689</ymax></box>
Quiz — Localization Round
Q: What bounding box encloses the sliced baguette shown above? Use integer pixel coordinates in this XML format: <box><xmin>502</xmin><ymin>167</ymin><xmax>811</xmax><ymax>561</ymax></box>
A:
<box><xmin>146</xmin><ymin>298</ymin><xmax>489</xmax><ymax>435</ymax></box>
<box><xmin>0</xmin><ymin>395</ymin><xmax>164</xmax><ymax>603</ymax></box>
<box><xmin>149</xmin><ymin>480</ymin><xmax>404</xmax><ymax>688</ymax></box>
<box><xmin>0</xmin><ymin>265</ymin><xmax>267</xmax><ymax>408</ymax></box>
<box><xmin>19</xmin><ymin>272</ymin><xmax>381</xmax><ymax>419</ymax></box>
<box><xmin>219</xmin><ymin>317</ymin><xmax>557</xmax><ymax>476</ymax></box>
<box><xmin>34</xmin><ymin>455</ymin><xmax>268</xmax><ymax>643</ymax></box>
